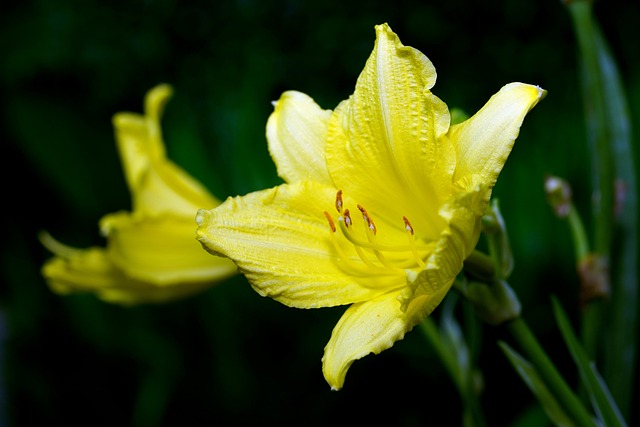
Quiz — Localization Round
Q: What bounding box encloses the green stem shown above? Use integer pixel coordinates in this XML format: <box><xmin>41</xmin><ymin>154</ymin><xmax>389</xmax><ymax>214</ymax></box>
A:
<box><xmin>567</xmin><ymin>205</ymin><xmax>589</xmax><ymax>262</ymax></box>
<box><xmin>567</xmin><ymin>203</ymin><xmax>602</xmax><ymax>361</ymax></box>
<box><xmin>505</xmin><ymin>316</ymin><xmax>597</xmax><ymax>427</ymax></box>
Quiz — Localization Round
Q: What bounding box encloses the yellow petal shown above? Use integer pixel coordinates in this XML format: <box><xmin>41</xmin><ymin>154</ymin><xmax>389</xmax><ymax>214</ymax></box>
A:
<box><xmin>410</xmin><ymin>178</ymin><xmax>488</xmax><ymax>306</ymax></box>
<box><xmin>100</xmin><ymin>212</ymin><xmax>237</xmax><ymax>285</ymax></box>
<box><xmin>196</xmin><ymin>181</ymin><xmax>404</xmax><ymax>308</ymax></box>
<box><xmin>97</xmin><ymin>282</ymin><xmax>213</xmax><ymax>306</ymax></box>
<box><xmin>113</xmin><ymin>84</ymin><xmax>220</xmax><ymax>216</ymax></box>
<box><xmin>321</xmin><ymin>290</ymin><xmax>419</xmax><ymax>390</ymax></box>
<box><xmin>113</xmin><ymin>84</ymin><xmax>171</xmax><ymax>193</ymax></box>
<box><xmin>135</xmin><ymin>158</ymin><xmax>220</xmax><ymax>214</ymax></box>
<box><xmin>40</xmin><ymin>233</ymin><xmax>128</xmax><ymax>292</ymax></box>
<box><xmin>267</xmin><ymin>91</ymin><xmax>333</xmax><ymax>185</ymax></box>
<box><xmin>145</xmin><ymin>83</ymin><xmax>173</xmax><ymax>127</ymax></box>
<box><xmin>39</xmin><ymin>232</ymin><xmax>209</xmax><ymax>305</ymax></box>
<box><xmin>449</xmin><ymin>82</ymin><xmax>546</xmax><ymax>185</ymax></box>
<box><xmin>325</xmin><ymin>23</ymin><xmax>455</xmax><ymax>239</ymax></box>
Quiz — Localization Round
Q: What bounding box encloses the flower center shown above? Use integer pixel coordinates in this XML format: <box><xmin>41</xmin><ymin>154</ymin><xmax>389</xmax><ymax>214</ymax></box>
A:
<box><xmin>323</xmin><ymin>190</ymin><xmax>429</xmax><ymax>273</ymax></box>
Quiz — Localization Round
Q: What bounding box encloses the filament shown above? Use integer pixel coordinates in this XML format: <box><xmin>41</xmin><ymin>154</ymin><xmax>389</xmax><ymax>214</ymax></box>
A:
<box><xmin>324</xmin><ymin>190</ymin><xmax>430</xmax><ymax>272</ymax></box>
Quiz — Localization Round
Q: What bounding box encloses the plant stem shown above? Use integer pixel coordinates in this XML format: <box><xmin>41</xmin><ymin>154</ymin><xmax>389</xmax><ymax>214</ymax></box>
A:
<box><xmin>566</xmin><ymin>206</ymin><xmax>589</xmax><ymax>262</ymax></box>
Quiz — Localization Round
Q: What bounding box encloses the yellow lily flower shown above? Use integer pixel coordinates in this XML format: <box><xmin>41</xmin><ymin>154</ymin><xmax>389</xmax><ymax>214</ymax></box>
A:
<box><xmin>41</xmin><ymin>84</ymin><xmax>237</xmax><ymax>305</ymax></box>
<box><xmin>196</xmin><ymin>23</ymin><xmax>545</xmax><ymax>389</ymax></box>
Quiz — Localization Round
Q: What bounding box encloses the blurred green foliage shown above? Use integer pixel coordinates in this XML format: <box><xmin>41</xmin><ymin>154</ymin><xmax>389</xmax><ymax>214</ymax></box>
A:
<box><xmin>1</xmin><ymin>0</ymin><xmax>638</xmax><ymax>426</ymax></box>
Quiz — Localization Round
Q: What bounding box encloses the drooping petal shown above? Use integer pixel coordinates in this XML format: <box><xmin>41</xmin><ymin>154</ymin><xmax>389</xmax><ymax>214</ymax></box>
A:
<box><xmin>113</xmin><ymin>84</ymin><xmax>220</xmax><ymax>217</ymax></box>
<box><xmin>326</xmin><ymin>23</ymin><xmax>455</xmax><ymax>238</ymax></box>
<box><xmin>449</xmin><ymin>83</ymin><xmax>546</xmax><ymax>185</ymax></box>
<box><xmin>267</xmin><ymin>91</ymin><xmax>333</xmax><ymax>185</ymax></box>
<box><xmin>39</xmin><ymin>232</ymin><xmax>212</xmax><ymax>305</ymax></box>
<box><xmin>100</xmin><ymin>212</ymin><xmax>237</xmax><ymax>285</ymax></box>
<box><xmin>196</xmin><ymin>181</ymin><xmax>405</xmax><ymax>308</ymax></box>
<box><xmin>322</xmin><ymin>289</ymin><xmax>424</xmax><ymax>390</ymax></box>
<box><xmin>321</xmin><ymin>181</ymin><xmax>488</xmax><ymax>390</ymax></box>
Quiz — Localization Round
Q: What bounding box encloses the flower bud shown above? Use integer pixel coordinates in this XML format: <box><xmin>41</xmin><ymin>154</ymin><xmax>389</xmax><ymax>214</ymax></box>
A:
<box><xmin>544</xmin><ymin>175</ymin><xmax>573</xmax><ymax>218</ymax></box>
<box><xmin>464</xmin><ymin>279</ymin><xmax>522</xmax><ymax>326</ymax></box>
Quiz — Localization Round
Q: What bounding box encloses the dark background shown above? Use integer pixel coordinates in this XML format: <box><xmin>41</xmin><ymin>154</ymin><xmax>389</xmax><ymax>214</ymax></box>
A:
<box><xmin>1</xmin><ymin>0</ymin><xmax>638</xmax><ymax>426</ymax></box>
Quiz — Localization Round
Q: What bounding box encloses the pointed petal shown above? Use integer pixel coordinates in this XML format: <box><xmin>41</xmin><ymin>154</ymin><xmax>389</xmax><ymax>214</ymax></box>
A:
<box><xmin>100</xmin><ymin>212</ymin><xmax>237</xmax><ymax>285</ymax></box>
<box><xmin>113</xmin><ymin>84</ymin><xmax>220</xmax><ymax>217</ymax></box>
<box><xmin>113</xmin><ymin>84</ymin><xmax>171</xmax><ymax>193</ymax></box>
<box><xmin>196</xmin><ymin>181</ymin><xmax>404</xmax><ymax>308</ymax></box>
<box><xmin>267</xmin><ymin>91</ymin><xmax>333</xmax><ymax>185</ymax></box>
<box><xmin>322</xmin><ymin>290</ymin><xmax>423</xmax><ymax>390</ymax></box>
<box><xmin>449</xmin><ymin>83</ymin><xmax>546</xmax><ymax>185</ymax></box>
<box><xmin>326</xmin><ymin>23</ymin><xmax>455</xmax><ymax>238</ymax></box>
<box><xmin>39</xmin><ymin>232</ymin><xmax>212</xmax><ymax>305</ymax></box>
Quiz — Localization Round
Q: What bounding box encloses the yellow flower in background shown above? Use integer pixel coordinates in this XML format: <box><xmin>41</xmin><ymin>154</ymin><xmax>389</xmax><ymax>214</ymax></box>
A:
<box><xmin>41</xmin><ymin>84</ymin><xmax>237</xmax><ymax>305</ymax></box>
<box><xmin>196</xmin><ymin>23</ymin><xmax>545</xmax><ymax>389</ymax></box>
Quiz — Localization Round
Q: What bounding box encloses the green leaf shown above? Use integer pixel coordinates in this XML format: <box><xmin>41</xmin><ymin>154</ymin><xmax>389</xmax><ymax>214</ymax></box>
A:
<box><xmin>567</xmin><ymin>1</ymin><xmax>638</xmax><ymax>416</ymax></box>
<box><xmin>499</xmin><ymin>341</ymin><xmax>577</xmax><ymax>427</ymax></box>
<box><xmin>551</xmin><ymin>297</ymin><xmax>628</xmax><ymax>427</ymax></box>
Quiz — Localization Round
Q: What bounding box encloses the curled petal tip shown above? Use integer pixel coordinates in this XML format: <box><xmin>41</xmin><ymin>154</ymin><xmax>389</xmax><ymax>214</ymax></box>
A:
<box><xmin>195</xmin><ymin>208</ymin><xmax>208</xmax><ymax>226</ymax></box>
<box><xmin>531</xmin><ymin>84</ymin><xmax>547</xmax><ymax>102</ymax></box>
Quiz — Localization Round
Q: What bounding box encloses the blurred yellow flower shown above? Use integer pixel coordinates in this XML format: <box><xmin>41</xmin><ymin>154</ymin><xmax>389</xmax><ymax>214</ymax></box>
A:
<box><xmin>196</xmin><ymin>23</ymin><xmax>545</xmax><ymax>389</ymax></box>
<box><xmin>40</xmin><ymin>84</ymin><xmax>237</xmax><ymax>305</ymax></box>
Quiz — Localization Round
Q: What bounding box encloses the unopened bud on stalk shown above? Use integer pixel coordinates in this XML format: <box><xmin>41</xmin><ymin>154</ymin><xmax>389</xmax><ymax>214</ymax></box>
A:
<box><xmin>577</xmin><ymin>253</ymin><xmax>610</xmax><ymax>307</ymax></box>
<box><xmin>544</xmin><ymin>175</ymin><xmax>573</xmax><ymax>218</ymax></box>
<box><xmin>482</xmin><ymin>199</ymin><xmax>514</xmax><ymax>280</ymax></box>
<box><xmin>463</xmin><ymin>279</ymin><xmax>522</xmax><ymax>326</ymax></box>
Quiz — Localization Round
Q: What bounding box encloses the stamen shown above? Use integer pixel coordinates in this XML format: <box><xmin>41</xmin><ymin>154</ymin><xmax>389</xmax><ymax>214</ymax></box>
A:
<box><xmin>338</xmin><ymin>211</ymin><xmax>417</xmax><ymax>252</ymax></box>
<box><xmin>324</xmin><ymin>211</ymin><xmax>336</xmax><ymax>232</ymax></box>
<box><xmin>338</xmin><ymin>208</ymin><xmax>384</xmax><ymax>269</ymax></box>
<box><xmin>326</xmin><ymin>192</ymin><xmax>430</xmax><ymax>272</ymax></box>
<box><xmin>343</xmin><ymin>209</ymin><xmax>352</xmax><ymax>228</ymax></box>
<box><xmin>403</xmin><ymin>216</ymin><xmax>414</xmax><ymax>235</ymax></box>
<box><xmin>357</xmin><ymin>205</ymin><xmax>399</xmax><ymax>269</ymax></box>
<box><xmin>335</xmin><ymin>190</ymin><xmax>343</xmax><ymax>214</ymax></box>
<box><xmin>403</xmin><ymin>216</ymin><xmax>426</xmax><ymax>268</ymax></box>
<box><xmin>326</xmin><ymin>221</ymin><xmax>373</xmax><ymax>272</ymax></box>
<box><xmin>357</xmin><ymin>205</ymin><xmax>377</xmax><ymax>235</ymax></box>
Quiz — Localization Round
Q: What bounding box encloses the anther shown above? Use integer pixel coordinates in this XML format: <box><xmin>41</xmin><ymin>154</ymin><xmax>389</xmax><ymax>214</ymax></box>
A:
<box><xmin>403</xmin><ymin>216</ymin><xmax>425</xmax><ymax>268</ymax></box>
<box><xmin>326</xmin><ymin>192</ymin><xmax>430</xmax><ymax>272</ymax></box>
<box><xmin>403</xmin><ymin>216</ymin><xmax>414</xmax><ymax>235</ymax></box>
<box><xmin>343</xmin><ymin>209</ymin><xmax>352</xmax><ymax>227</ymax></box>
<box><xmin>335</xmin><ymin>190</ymin><xmax>343</xmax><ymax>214</ymax></box>
<box><xmin>357</xmin><ymin>205</ymin><xmax>377</xmax><ymax>235</ymax></box>
<box><xmin>324</xmin><ymin>211</ymin><xmax>336</xmax><ymax>232</ymax></box>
